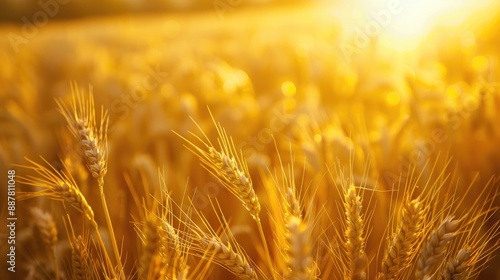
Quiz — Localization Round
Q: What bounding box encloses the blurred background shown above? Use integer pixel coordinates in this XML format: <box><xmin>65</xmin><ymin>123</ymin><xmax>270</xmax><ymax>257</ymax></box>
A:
<box><xmin>1</xmin><ymin>0</ymin><xmax>500</xmax><ymax>279</ymax></box>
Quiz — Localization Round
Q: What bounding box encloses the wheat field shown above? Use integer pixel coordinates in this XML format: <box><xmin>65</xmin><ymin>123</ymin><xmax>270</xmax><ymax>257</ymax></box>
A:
<box><xmin>0</xmin><ymin>1</ymin><xmax>500</xmax><ymax>279</ymax></box>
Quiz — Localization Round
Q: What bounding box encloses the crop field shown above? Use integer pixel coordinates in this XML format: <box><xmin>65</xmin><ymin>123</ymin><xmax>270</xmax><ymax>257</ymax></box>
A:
<box><xmin>0</xmin><ymin>1</ymin><xmax>499</xmax><ymax>279</ymax></box>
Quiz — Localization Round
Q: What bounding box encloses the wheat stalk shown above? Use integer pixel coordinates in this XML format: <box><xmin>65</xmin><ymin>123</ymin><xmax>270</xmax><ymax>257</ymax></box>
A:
<box><xmin>18</xmin><ymin>158</ymin><xmax>118</xmax><ymax>278</ymax></box>
<box><xmin>177</xmin><ymin>113</ymin><xmax>274</xmax><ymax>277</ymax></box>
<box><xmin>344</xmin><ymin>184</ymin><xmax>366</xmax><ymax>280</ymax></box>
<box><xmin>379</xmin><ymin>197</ymin><xmax>425</xmax><ymax>280</ymax></box>
<box><xmin>415</xmin><ymin>216</ymin><xmax>463</xmax><ymax>279</ymax></box>
<box><xmin>56</xmin><ymin>83</ymin><xmax>124</xmax><ymax>279</ymax></box>
<box><xmin>178</xmin><ymin>125</ymin><xmax>261</xmax><ymax>221</ymax></box>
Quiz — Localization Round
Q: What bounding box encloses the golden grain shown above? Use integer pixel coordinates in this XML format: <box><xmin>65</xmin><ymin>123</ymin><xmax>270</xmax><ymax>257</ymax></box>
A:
<box><xmin>415</xmin><ymin>216</ymin><xmax>463</xmax><ymax>279</ymax></box>
<box><xmin>379</xmin><ymin>198</ymin><xmax>425</xmax><ymax>280</ymax></box>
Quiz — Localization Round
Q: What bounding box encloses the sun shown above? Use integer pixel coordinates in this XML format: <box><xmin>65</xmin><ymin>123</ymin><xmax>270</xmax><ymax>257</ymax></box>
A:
<box><xmin>344</xmin><ymin>0</ymin><xmax>496</xmax><ymax>51</ymax></box>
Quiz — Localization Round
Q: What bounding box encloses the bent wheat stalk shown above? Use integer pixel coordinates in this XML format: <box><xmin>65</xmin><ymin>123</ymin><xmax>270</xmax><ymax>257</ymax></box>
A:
<box><xmin>18</xmin><ymin>158</ymin><xmax>115</xmax><ymax>278</ymax></box>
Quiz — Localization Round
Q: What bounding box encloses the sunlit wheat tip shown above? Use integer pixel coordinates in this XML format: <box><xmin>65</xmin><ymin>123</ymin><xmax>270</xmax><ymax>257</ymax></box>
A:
<box><xmin>56</xmin><ymin>82</ymin><xmax>109</xmax><ymax>181</ymax></box>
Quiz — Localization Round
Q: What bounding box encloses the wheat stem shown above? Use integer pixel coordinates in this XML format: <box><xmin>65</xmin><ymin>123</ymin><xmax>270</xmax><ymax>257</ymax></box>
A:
<box><xmin>98</xmin><ymin>179</ymin><xmax>124</xmax><ymax>279</ymax></box>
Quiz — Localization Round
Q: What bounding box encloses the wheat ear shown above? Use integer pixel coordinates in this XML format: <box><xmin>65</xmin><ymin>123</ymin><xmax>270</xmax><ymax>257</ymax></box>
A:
<box><xmin>71</xmin><ymin>235</ymin><xmax>90</xmax><ymax>280</ymax></box>
<box><xmin>178</xmin><ymin>125</ymin><xmax>260</xmax><ymax>221</ymax></box>
<box><xmin>282</xmin><ymin>181</ymin><xmax>316</xmax><ymax>279</ymax></box>
<box><xmin>18</xmin><ymin>158</ymin><xmax>116</xmax><ymax>278</ymax></box>
<box><xmin>440</xmin><ymin>247</ymin><xmax>472</xmax><ymax>280</ymax></box>
<box><xmin>415</xmin><ymin>216</ymin><xmax>463</xmax><ymax>279</ymax></box>
<box><xmin>344</xmin><ymin>184</ymin><xmax>367</xmax><ymax>280</ymax></box>
<box><xmin>56</xmin><ymin>83</ymin><xmax>124</xmax><ymax>278</ymax></box>
<box><xmin>159</xmin><ymin>219</ymin><xmax>187</xmax><ymax>277</ymax></box>
<box><xmin>30</xmin><ymin>207</ymin><xmax>59</xmax><ymax>280</ymax></box>
<box><xmin>183</xmin><ymin>199</ymin><xmax>259</xmax><ymax>280</ymax></box>
<box><xmin>55</xmin><ymin>82</ymin><xmax>108</xmax><ymax>181</ymax></box>
<box><xmin>201</xmin><ymin>235</ymin><xmax>258</xmax><ymax>280</ymax></box>
<box><xmin>19</xmin><ymin>158</ymin><xmax>95</xmax><ymax>224</ymax></box>
<box><xmin>139</xmin><ymin>214</ymin><xmax>166</xmax><ymax>280</ymax></box>
<box><xmin>285</xmin><ymin>215</ymin><xmax>316</xmax><ymax>280</ymax></box>
<box><xmin>379</xmin><ymin>198</ymin><xmax>425</xmax><ymax>280</ymax></box>
<box><xmin>177</xmin><ymin>113</ymin><xmax>273</xmax><ymax>277</ymax></box>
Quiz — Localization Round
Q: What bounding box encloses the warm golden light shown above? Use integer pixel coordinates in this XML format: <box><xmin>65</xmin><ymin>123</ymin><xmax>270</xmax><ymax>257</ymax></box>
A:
<box><xmin>350</xmin><ymin>0</ymin><xmax>496</xmax><ymax>50</ymax></box>
<box><xmin>2</xmin><ymin>0</ymin><xmax>500</xmax><ymax>279</ymax></box>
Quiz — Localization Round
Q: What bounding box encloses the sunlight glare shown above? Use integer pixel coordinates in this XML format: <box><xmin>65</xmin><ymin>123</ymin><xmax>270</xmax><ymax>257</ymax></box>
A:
<box><xmin>355</xmin><ymin>0</ymin><xmax>494</xmax><ymax>49</ymax></box>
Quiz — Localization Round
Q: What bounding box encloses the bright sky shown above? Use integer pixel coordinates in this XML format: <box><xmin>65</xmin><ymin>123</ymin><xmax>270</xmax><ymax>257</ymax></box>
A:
<box><xmin>334</xmin><ymin>0</ymin><xmax>496</xmax><ymax>51</ymax></box>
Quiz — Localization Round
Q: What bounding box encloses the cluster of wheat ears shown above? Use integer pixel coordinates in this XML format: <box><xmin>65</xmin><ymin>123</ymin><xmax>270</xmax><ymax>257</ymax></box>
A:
<box><xmin>14</xmin><ymin>83</ymin><xmax>499</xmax><ymax>280</ymax></box>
